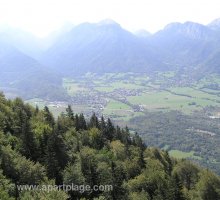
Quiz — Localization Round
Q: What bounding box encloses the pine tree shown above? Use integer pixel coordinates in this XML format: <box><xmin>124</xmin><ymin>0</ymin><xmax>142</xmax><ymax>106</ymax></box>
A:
<box><xmin>18</xmin><ymin>107</ymin><xmax>38</xmax><ymax>160</ymax></box>
<box><xmin>89</xmin><ymin>113</ymin><xmax>100</xmax><ymax>129</ymax></box>
<box><xmin>43</xmin><ymin>106</ymin><xmax>55</xmax><ymax>127</ymax></box>
<box><xmin>110</xmin><ymin>161</ymin><xmax>127</xmax><ymax>200</ymax></box>
<box><xmin>105</xmin><ymin>118</ymin><xmax>115</xmax><ymax>141</ymax></box>
<box><xmin>75</xmin><ymin>114</ymin><xmax>80</xmax><ymax>131</ymax></box>
<box><xmin>46</xmin><ymin>127</ymin><xmax>68</xmax><ymax>184</ymax></box>
<box><xmin>79</xmin><ymin>113</ymin><xmax>87</xmax><ymax>130</ymax></box>
<box><xmin>66</xmin><ymin>105</ymin><xmax>74</xmax><ymax>121</ymax></box>
<box><xmin>169</xmin><ymin>174</ymin><xmax>185</xmax><ymax>200</ymax></box>
<box><xmin>115</xmin><ymin>125</ymin><xmax>122</xmax><ymax>140</ymax></box>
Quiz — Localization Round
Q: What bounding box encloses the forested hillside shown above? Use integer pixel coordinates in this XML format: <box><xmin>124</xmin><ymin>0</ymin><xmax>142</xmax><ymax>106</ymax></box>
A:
<box><xmin>129</xmin><ymin>110</ymin><xmax>220</xmax><ymax>175</ymax></box>
<box><xmin>0</xmin><ymin>92</ymin><xmax>220</xmax><ymax>200</ymax></box>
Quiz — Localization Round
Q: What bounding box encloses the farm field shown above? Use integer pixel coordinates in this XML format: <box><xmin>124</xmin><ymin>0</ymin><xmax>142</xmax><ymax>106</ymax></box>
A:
<box><xmin>27</xmin><ymin>72</ymin><xmax>220</xmax><ymax>120</ymax></box>
<box><xmin>61</xmin><ymin>72</ymin><xmax>220</xmax><ymax>117</ymax></box>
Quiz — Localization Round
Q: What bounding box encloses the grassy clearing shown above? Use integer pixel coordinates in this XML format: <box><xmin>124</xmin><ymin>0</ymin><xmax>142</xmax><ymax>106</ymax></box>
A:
<box><xmin>63</xmin><ymin>79</ymin><xmax>87</xmax><ymax>96</ymax></box>
<box><xmin>201</xmin><ymin>88</ymin><xmax>220</xmax><ymax>94</ymax></box>
<box><xmin>170</xmin><ymin>87</ymin><xmax>220</xmax><ymax>101</ymax></box>
<box><xmin>127</xmin><ymin>91</ymin><xmax>196</xmax><ymax>113</ymax></box>
<box><xmin>127</xmin><ymin>88</ymin><xmax>220</xmax><ymax>113</ymax></box>
<box><xmin>106</xmin><ymin>99</ymin><xmax>131</xmax><ymax>110</ymax></box>
<box><xmin>169</xmin><ymin>150</ymin><xmax>202</xmax><ymax>160</ymax></box>
<box><xmin>103</xmin><ymin>99</ymin><xmax>138</xmax><ymax>121</ymax></box>
<box><xmin>169</xmin><ymin>150</ymin><xmax>194</xmax><ymax>158</ymax></box>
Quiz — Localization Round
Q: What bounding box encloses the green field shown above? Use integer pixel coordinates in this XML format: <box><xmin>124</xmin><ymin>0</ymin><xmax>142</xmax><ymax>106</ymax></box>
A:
<box><xmin>103</xmin><ymin>99</ymin><xmax>134</xmax><ymax>120</ymax></box>
<box><xmin>169</xmin><ymin>150</ymin><xmax>202</xmax><ymax>160</ymax></box>
<box><xmin>126</xmin><ymin>85</ymin><xmax>220</xmax><ymax>114</ymax></box>
<box><xmin>127</xmin><ymin>91</ymin><xmax>199</xmax><ymax>113</ymax></box>
<box><xmin>170</xmin><ymin>87</ymin><xmax>220</xmax><ymax>101</ymax></box>
<box><xmin>94</xmin><ymin>81</ymin><xmax>145</xmax><ymax>92</ymax></box>
<box><xmin>105</xmin><ymin>99</ymin><xmax>131</xmax><ymax>110</ymax></box>
<box><xmin>30</xmin><ymin>72</ymin><xmax>220</xmax><ymax>119</ymax></box>
<box><xmin>63</xmin><ymin>78</ymin><xmax>88</xmax><ymax>96</ymax></box>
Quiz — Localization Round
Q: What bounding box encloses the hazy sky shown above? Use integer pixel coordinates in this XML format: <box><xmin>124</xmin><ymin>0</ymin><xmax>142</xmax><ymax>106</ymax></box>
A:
<box><xmin>0</xmin><ymin>0</ymin><xmax>219</xmax><ymax>37</ymax></box>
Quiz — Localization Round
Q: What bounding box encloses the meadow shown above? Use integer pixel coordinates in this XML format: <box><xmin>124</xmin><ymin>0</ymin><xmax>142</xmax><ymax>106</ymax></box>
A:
<box><xmin>27</xmin><ymin>72</ymin><xmax>220</xmax><ymax>120</ymax></box>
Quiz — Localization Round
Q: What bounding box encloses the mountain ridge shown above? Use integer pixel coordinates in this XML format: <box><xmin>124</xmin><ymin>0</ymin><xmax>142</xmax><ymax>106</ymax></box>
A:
<box><xmin>41</xmin><ymin>20</ymin><xmax>166</xmax><ymax>75</ymax></box>
<box><xmin>0</xmin><ymin>40</ymin><xmax>68</xmax><ymax>100</ymax></box>
<box><xmin>1</xmin><ymin>18</ymin><xmax>220</xmax><ymax>100</ymax></box>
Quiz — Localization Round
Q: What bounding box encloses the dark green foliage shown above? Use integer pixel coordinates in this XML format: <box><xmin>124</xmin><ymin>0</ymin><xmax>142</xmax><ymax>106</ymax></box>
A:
<box><xmin>168</xmin><ymin>174</ymin><xmax>185</xmax><ymax>200</ymax></box>
<box><xmin>66</xmin><ymin>105</ymin><xmax>74</xmax><ymax>121</ymax></box>
<box><xmin>43</xmin><ymin>106</ymin><xmax>55</xmax><ymax>127</ymax></box>
<box><xmin>46</xmin><ymin>126</ymin><xmax>69</xmax><ymax>184</ymax></box>
<box><xmin>77</xmin><ymin>113</ymin><xmax>87</xmax><ymax>131</ymax></box>
<box><xmin>173</xmin><ymin>160</ymin><xmax>200</xmax><ymax>190</ymax></box>
<box><xmin>89</xmin><ymin>113</ymin><xmax>100</xmax><ymax>129</ymax></box>
<box><xmin>130</xmin><ymin>110</ymin><xmax>220</xmax><ymax>175</ymax></box>
<box><xmin>0</xmin><ymin>93</ymin><xmax>220</xmax><ymax>200</ymax></box>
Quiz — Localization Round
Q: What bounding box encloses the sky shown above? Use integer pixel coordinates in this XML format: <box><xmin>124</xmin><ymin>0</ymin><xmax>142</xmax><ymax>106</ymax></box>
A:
<box><xmin>0</xmin><ymin>0</ymin><xmax>219</xmax><ymax>37</ymax></box>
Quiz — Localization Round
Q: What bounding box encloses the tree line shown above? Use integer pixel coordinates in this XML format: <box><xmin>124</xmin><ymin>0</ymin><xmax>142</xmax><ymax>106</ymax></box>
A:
<box><xmin>0</xmin><ymin>92</ymin><xmax>220</xmax><ymax>199</ymax></box>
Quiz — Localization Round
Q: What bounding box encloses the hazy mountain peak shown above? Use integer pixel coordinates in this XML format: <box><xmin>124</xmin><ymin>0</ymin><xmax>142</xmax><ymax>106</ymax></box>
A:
<box><xmin>183</xmin><ymin>21</ymin><xmax>206</xmax><ymax>29</ymax></box>
<box><xmin>208</xmin><ymin>18</ymin><xmax>220</xmax><ymax>30</ymax></box>
<box><xmin>164</xmin><ymin>22</ymin><xmax>182</xmax><ymax>30</ymax></box>
<box><xmin>182</xmin><ymin>21</ymin><xmax>215</xmax><ymax>40</ymax></box>
<box><xmin>164</xmin><ymin>21</ymin><xmax>203</xmax><ymax>30</ymax></box>
<box><xmin>97</xmin><ymin>19</ymin><xmax>120</xmax><ymax>27</ymax></box>
<box><xmin>162</xmin><ymin>21</ymin><xmax>213</xmax><ymax>40</ymax></box>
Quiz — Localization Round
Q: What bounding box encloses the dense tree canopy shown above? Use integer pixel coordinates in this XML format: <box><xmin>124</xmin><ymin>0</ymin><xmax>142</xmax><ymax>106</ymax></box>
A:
<box><xmin>0</xmin><ymin>92</ymin><xmax>220</xmax><ymax>199</ymax></box>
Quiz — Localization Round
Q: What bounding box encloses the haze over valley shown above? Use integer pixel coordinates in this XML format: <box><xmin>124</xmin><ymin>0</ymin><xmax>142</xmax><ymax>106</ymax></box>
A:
<box><xmin>1</xmin><ymin>18</ymin><xmax>220</xmax><ymax>98</ymax></box>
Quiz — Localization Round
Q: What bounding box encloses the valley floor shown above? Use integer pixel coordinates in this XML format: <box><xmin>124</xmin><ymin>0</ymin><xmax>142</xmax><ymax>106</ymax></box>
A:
<box><xmin>25</xmin><ymin>72</ymin><xmax>220</xmax><ymax>174</ymax></box>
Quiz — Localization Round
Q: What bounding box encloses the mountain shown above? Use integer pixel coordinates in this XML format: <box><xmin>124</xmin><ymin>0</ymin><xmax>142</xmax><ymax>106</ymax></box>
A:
<box><xmin>41</xmin><ymin>20</ymin><xmax>166</xmax><ymax>76</ymax></box>
<box><xmin>40</xmin><ymin>22</ymin><xmax>75</xmax><ymax>50</ymax></box>
<box><xmin>41</xmin><ymin>19</ymin><xmax>220</xmax><ymax>77</ymax></box>
<box><xmin>1</xmin><ymin>18</ymin><xmax>220</xmax><ymax>100</ymax></box>
<box><xmin>201</xmin><ymin>49</ymin><xmax>220</xmax><ymax>74</ymax></box>
<box><xmin>0</xmin><ymin>40</ymin><xmax>68</xmax><ymax>100</ymax></box>
<box><xmin>150</xmin><ymin>21</ymin><xmax>219</xmax><ymax>71</ymax></box>
<box><xmin>208</xmin><ymin>18</ymin><xmax>220</xmax><ymax>31</ymax></box>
